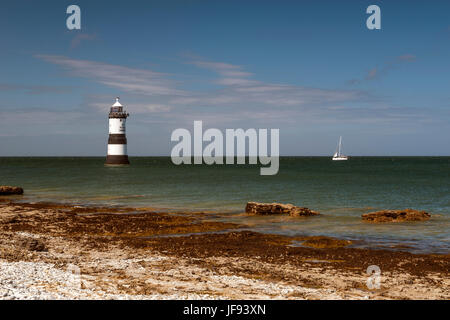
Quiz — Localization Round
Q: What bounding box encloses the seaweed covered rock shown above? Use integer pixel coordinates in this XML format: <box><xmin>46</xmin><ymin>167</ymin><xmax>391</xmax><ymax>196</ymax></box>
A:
<box><xmin>0</xmin><ymin>186</ymin><xmax>23</xmax><ymax>196</ymax></box>
<box><xmin>245</xmin><ymin>202</ymin><xmax>319</xmax><ymax>217</ymax></box>
<box><xmin>300</xmin><ymin>236</ymin><xmax>352</xmax><ymax>249</ymax></box>
<box><xmin>362</xmin><ymin>209</ymin><xmax>430</xmax><ymax>223</ymax></box>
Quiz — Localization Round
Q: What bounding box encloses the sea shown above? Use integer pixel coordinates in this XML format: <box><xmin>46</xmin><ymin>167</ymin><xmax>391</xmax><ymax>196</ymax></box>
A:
<box><xmin>1</xmin><ymin>157</ymin><xmax>449</xmax><ymax>254</ymax></box>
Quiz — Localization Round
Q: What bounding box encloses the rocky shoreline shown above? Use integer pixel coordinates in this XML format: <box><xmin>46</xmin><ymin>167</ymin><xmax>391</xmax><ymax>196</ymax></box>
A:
<box><xmin>0</xmin><ymin>200</ymin><xmax>448</xmax><ymax>300</ymax></box>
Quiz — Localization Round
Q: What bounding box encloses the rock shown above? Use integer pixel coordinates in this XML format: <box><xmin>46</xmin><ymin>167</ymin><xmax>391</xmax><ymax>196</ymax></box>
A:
<box><xmin>20</xmin><ymin>239</ymin><xmax>47</xmax><ymax>252</ymax></box>
<box><xmin>4</xmin><ymin>216</ymin><xmax>19</xmax><ymax>224</ymax></box>
<box><xmin>362</xmin><ymin>209</ymin><xmax>430</xmax><ymax>223</ymax></box>
<box><xmin>290</xmin><ymin>207</ymin><xmax>320</xmax><ymax>217</ymax></box>
<box><xmin>0</xmin><ymin>186</ymin><xmax>23</xmax><ymax>196</ymax></box>
<box><xmin>245</xmin><ymin>202</ymin><xmax>319</xmax><ymax>217</ymax></box>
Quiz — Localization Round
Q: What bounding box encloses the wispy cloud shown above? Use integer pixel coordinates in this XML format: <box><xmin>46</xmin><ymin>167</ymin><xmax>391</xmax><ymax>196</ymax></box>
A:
<box><xmin>36</xmin><ymin>55</ymin><xmax>185</xmax><ymax>96</ymax></box>
<box><xmin>89</xmin><ymin>101</ymin><xmax>171</xmax><ymax>113</ymax></box>
<box><xmin>366</xmin><ymin>68</ymin><xmax>378</xmax><ymax>80</ymax></box>
<box><xmin>37</xmin><ymin>55</ymin><xmax>368</xmax><ymax>111</ymax></box>
<box><xmin>215</xmin><ymin>77</ymin><xmax>259</xmax><ymax>86</ymax></box>
<box><xmin>34</xmin><ymin>54</ymin><xmax>428</xmax><ymax>128</ymax></box>
<box><xmin>177</xmin><ymin>59</ymin><xmax>367</xmax><ymax>108</ymax></box>
<box><xmin>0</xmin><ymin>83</ymin><xmax>72</xmax><ymax>94</ymax></box>
<box><xmin>0</xmin><ymin>109</ymin><xmax>87</xmax><ymax>138</ymax></box>
<box><xmin>0</xmin><ymin>109</ymin><xmax>83</xmax><ymax>124</ymax></box>
<box><xmin>191</xmin><ymin>61</ymin><xmax>253</xmax><ymax>78</ymax></box>
<box><xmin>348</xmin><ymin>54</ymin><xmax>417</xmax><ymax>84</ymax></box>
<box><xmin>170</xmin><ymin>84</ymin><xmax>366</xmax><ymax>108</ymax></box>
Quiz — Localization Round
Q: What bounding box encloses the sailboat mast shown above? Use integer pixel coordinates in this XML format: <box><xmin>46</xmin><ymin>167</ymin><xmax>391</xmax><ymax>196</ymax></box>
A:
<box><xmin>338</xmin><ymin>136</ymin><xmax>342</xmax><ymax>156</ymax></box>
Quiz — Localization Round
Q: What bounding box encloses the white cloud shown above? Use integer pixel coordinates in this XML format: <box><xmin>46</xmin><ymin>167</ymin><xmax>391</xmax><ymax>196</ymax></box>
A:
<box><xmin>191</xmin><ymin>61</ymin><xmax>253</xmax><ymax>77</ymax></box>
<box><xmin>89</xmin><ymin>101</ymin><xmax>171</xmax><ymax>113</ymax></box>
<box><xmin>0</xmin><ymin>83</ymin><xmax>72</xmax><ymax>94</ymax></box>
<box><xmin>35</xmin><ymin>54</ymin><xmax>427</xmax><ymax>127</ymax></box>
<box><xmin>215</xmin><ymin>78</ymin><xmax>259</xmax><ymax>86</ymax></box>
<box><xmin>37</xmin><ymin>55</ymin><xmax>367</xmax><ymax>112</ymax></box>
<box><xmin>185</xmin><ymin>59</ymin><xmax>367</xmax><ymax>107</ymax></box>
<box><xmin>36</xmin><ymin>55</ymin><xmax>185</xmax><ymax>96</ymax></box>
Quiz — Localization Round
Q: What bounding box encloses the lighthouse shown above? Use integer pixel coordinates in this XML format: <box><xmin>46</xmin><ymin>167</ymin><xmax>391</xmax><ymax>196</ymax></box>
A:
<box><xmin>105</xmin><ymin>97</ymin><xmax>130</xmax><ymax>165</ymax></box>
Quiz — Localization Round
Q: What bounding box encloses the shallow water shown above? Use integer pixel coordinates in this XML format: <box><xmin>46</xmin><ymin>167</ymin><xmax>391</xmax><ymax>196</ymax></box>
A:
<box><xmin>0</xmin><ymin>157</ymin><xmax>449</xmax><ymax>254</ymax></box>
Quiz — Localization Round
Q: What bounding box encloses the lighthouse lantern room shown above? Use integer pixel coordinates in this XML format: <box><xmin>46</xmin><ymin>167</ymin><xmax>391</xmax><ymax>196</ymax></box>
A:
<box><xmin>105</xmin><ymin>97</ymin><xmax>130</xmax><ymax>165</ymax></box>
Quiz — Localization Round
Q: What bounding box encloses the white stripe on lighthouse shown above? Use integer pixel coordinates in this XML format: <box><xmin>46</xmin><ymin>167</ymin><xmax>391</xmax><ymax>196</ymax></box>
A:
<box><xmin>107</xmin><ymin>144</ymin><xmax>127</xmax><ymax>155</ymax></box>
<box><xmin>109</xmin><ymin>118</ymin><xmax>126</xmax><ymax>134</ymax></box>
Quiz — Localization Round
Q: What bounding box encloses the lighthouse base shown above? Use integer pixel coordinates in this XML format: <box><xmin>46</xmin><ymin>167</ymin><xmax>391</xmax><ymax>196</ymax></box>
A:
<box><xmin>105</xmin><ymin>155</ymin><xmax>130</xmax><ymax>165</ymax></box>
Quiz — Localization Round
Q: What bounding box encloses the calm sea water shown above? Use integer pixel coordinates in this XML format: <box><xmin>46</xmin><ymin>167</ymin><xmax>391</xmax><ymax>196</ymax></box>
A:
<box><xmin>1</xmin><ymin>157</ymin><xmax>449</xmax><ymax>254</ymax></box>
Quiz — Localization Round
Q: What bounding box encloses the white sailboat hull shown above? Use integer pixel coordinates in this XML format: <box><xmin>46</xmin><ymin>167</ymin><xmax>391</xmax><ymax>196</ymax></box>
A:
<box><xmin>332</xmin><ymin>156</ymin><xmax>348</xmax><ymax>161</ymax></box>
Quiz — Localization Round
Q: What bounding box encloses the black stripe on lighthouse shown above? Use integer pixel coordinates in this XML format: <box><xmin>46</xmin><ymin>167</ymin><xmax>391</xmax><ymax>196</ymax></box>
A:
<box><xmin>108</xmin><ymin>134</ymin><xmax>127</xmax><ymax>144</ymax></box>
<box><xmin>106</xmin><ymin>154</ymin><xmax>129</xmax><ymax>165</ymax></box>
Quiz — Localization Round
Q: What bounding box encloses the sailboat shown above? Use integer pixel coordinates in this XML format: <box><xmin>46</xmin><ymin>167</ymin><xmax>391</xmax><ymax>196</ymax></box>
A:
<box><xmin>332</xmin><ymin>136</ymin><xmax>348</xmax><ymax>161</ymax></box>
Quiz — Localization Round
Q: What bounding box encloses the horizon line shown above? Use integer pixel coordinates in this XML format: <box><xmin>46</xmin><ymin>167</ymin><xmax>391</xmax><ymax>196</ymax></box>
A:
<box><xmin>1</xmin><ymin>155</ymin><xmax>449</xmax><ymax>158</ymax></box>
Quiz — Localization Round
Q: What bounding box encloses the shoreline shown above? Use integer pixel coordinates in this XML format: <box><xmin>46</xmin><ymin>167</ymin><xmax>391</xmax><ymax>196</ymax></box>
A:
<box><xmin>6</xmin><ymin>196</ymin><xmax>449</xmax><ymax>255</ymax></box>
<box><xmin>0</xmin><ymin>199</ymin><xmax>448</xmax><ymax>299</ymax></box>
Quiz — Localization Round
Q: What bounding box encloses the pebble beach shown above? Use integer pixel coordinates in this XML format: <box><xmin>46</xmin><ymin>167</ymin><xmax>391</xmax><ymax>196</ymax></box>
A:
<box><xmin>0</xmin><ymin>200</ymin><xmax>448</xmax><ymax>300</ymax></box>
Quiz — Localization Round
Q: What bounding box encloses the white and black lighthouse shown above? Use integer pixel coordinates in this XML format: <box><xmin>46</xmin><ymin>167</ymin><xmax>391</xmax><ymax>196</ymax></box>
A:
<box><xmin>105</xmin><ymin>97</ymin><xmax>130</xmax><ymax>165</ymax></box>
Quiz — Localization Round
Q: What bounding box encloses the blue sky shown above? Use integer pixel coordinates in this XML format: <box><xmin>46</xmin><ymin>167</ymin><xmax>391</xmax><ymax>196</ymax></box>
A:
<box><xmin>0</xmin><ymin>0</ymin><xmax>449</xmax><ymax>156</ymax></box>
